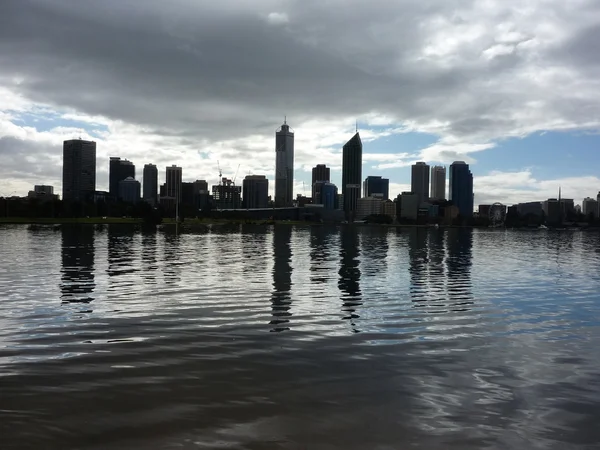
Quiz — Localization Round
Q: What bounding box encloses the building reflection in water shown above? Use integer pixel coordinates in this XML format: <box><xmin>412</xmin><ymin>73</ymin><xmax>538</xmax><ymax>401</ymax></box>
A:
<box><xmin>270</xmin><ymin>226</ymin><xmax>293</xmax><ymax>332</ymax></box>
<box><xmin>309</xmin><ymin>227</ymin><xmax>334</xmax><ymax>284</ymax></box>
<box><xmin>106</xmin><ymin>225</ymin><xmax>136</xmax><ymax>279</ymax></box>
<box><xmin>241</xmin><ymin>224</ymin><xmax>268</xmax><ymax>276</ymax></box>
<box><xmin>141</xmin><ymin>227</ymin><xmax>158</xmax><ymax>285</ymax></box>
<box><xmin>162</xmin><ymin>227</ymin><xmax>181</xmax><ymax>285</ymax></box>
<box><xmin>408</xmin><ymin>228</ymin><xmax>429</xmax><ymax>307</ymax></box>
<box><xmin>60</xmin><ymin>225</ymin><xmax>95</xmax><ymax>304</ymax></box>
<box><xmin>338</xmin><ymin>227</ymin><xmax>362</xmax><ymax>330</ymax></box>
<box><xmin>445</xmin><ymin>228</ymin><xmax>474</xmax><ymax>311</ymax></box>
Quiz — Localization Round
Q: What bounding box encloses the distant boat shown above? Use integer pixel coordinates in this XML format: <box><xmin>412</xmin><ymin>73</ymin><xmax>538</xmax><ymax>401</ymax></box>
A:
<box><xmin>539</xmin><ymin>224</ymin><xmax>548</xmax><ymax>229</ymax></box>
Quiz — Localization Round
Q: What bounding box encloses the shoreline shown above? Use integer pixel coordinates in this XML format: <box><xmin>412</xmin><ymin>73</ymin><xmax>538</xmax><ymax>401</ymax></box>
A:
<box><xmin>0</xmin><ymin>217</ymin><xmax>597</xmax><ymax>230</ymax></box>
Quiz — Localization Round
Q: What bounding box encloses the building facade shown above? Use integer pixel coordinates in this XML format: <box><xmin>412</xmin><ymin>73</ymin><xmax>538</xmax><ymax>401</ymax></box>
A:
<box><xmin>430</xmin><ymin>165</ymin><xmax>446</xmax><ymax>200</ymax></box>
<box><xmin>381</xmin><ymin>199</ymin><xmax>396</xmax><ymax>220</ymax></box>
<box><xmin>363</xmin><ymin>176</ymin><xmax>389</xmax><ymax>200</ymax></box>
<box><xmin>143</xmin><ymin>163</ymin><xmax>158</xmax><ymax>205</ymax></box>
<box><xmin>517</xmin><ymin>201</ymin><xmax>543</xmax><ymax>217</ymax></box>
<box><xmin>449</xmin><ymin>161</ymin><xmax>474</xmax><ymax>218</ymax></box>
<box><xmin>411</xmin><ymin>162</ymin><xmax>430</xmax><ymax>206</ymax></box>
<box><xmin>212</xmin><ymin>179</ymin><xmax>241</xmax><ymax>209</ymax></box>
<box><xmin>62</xmin><ymin>139</ymin><xmax>96</xmax><ymax>202</ymax></box>
<box><xmin>398</xmin><ymin>192</ymin><xmax>419</xmax><ymax>220</ymax></box>
<box><xmin>582</xmin><ymin>197</ymin><xmax>598</xmax><ymax>218</ymax></box>
<box><xmin>311</xmin><ymin>164</ymin><xmax>330</xmax><ymax>200</ymax></box>
<box><xmin>342</xmin><ymin>132</ymin><xmax>362</xmax><ymax>217</ymax></box>
<box><xmin>242</xmin><ymin>175</ymin><xmax>269</xmax><ymax>209</ymax></box>
<box><xmin>165</xmin><ymin>165</ymin><xmax>182</xmax><ymax>200</ymax></box>
<box><xmin>356</xmin><ymin>196</ymin><xmax>382</xmax><ymax>220</ymax></box>
<box><xmin>313</xmin><ymin>181</ymin><xmax>338</xmax><ymax>209</ymax></box>
<box><xmin>118</xmin><ymin>177</ymin><xmax>141</xmax><ymax>204</ymax></box>
<box><xmin>109</xmin><ymin>157</ymin><xmax>135</xmax><ymax>199</ymax></box>
<box><xmin>275</xmin><ymin>119</ymin><xmax>294</xmax><ymax>206</ymax></box>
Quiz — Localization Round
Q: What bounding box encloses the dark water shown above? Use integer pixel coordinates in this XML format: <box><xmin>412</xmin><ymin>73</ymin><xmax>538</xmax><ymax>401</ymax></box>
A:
<box><xmin>1</xmin><ymin>224</ymin><xmax>600</xmax><ymax>450</ymax></box>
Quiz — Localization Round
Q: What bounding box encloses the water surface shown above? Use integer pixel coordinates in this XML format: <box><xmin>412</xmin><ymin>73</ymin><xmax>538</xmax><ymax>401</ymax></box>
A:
<box><xmin>1</xmin><ymin>224</ymin><xmax>600</xmax><ymax>449</ymax></box>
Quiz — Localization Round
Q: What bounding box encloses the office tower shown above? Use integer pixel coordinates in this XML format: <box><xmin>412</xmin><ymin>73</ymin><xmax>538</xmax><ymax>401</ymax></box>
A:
<box><xmin>411</xmin><ymin>162</ymin><xmax>430</xmax><ymax>205</ymax></box>
<box><xmin>313</xmin><ymin>181</ymin><xmax>338</xmax><ymax>208</ymax></box>
<box><xmin>143</xmin><ymin>164</ymin><xmax>158</xmax><ymax>205</ymax></box>
<box><xmin>398</xmin><ymin>192</ymin><xmax>419</xmax><ymax>220</ymax></box>
<box><xmin>342</xmin><ymin>132</ymin><xmax>362</xmax><ymax>216</ymax></box>
<box><xmin>242</xmin><ymin>175</ymin><xmax>269</xmax><ymax>209</ymax></box>
<box><xmin>109</xmin><ymin>157</ymin><xmax>135</xmax><ymax>199</ymax></box>
<box><xmin>430</xmin><ymin>166</ymin><xmax>446</xmax><ymax>200</ymax></box>
<box><xmin>118</xmin><ymin>177</ymin><xmax>141</xmax><ymax>204</ymax></box>
<box><xmin>363</xmin><ymin>175</ymin><xmax>389</xmax><ymax>200</ymax></box>
<box><xmin>275</xmin><ymin>118</ymin><xmax>294</xmax><ymax>206</ymax></box>
<box><xmin>181</xmin><ymin>182</ymin><xmax>195</xmax><ymax>206</ymax></box>
<box><xmin>62</xmin><ymin>139</ymin><xmax>96</xmax><ymax>202</ymax></box>
<box><xmin>311</xmin><ymin>164</ymin><xmax>330</xmax><ymax>199</ymax></box>
<box><xmin>165</xmin><ymin>165</ymin><xmax>182</xmax><ymax>200</ymax></box>
<box><xmin>449</xmin><ymin>161</ymin><xmax>474</xmax><ymax>217</ymax></box>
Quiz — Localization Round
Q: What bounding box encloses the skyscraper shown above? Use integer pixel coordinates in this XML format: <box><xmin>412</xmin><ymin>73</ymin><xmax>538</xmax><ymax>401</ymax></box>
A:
<box><xmin>143</xmin><ymin>163</ymin><xmax>158</xmax><ymax>205</ymax></box>
<box><xmin>363</xmin><ymin>176</ymin><xmax>389</xmax><ymax>200</ymax></box>
<box><xmin>411</xmin><ymin>162</ymin><xmax>430</xmax><ymax>206</ymax></box>
<box><xmin>243</xmin><ymin>175</ymin><xmax>269</xmax><ymax>209</ymax></box>
<box><xmin>430</xmin><ymin>166</ymin><xmax>446</xmax><ymax>201</ymax></box>
<box><xmin>62</xmin><ymin>139</ymin><xmax>96</xmax><ymax>202</ymax></box>
<box><xmin>166</xmin><ymin>165</ymin><xmax>182</xmax><ymax>200</ymax></box>
<box><xmin>311</xmin><ymin>164</ymin><xmax>330</xmax><ymax>194</ymax></box>
<box><xmin>275</xmin><ymin>118</ymin><xmax>294</xmax><ymax>207</ymax></box>
<box><xmin>449</xmin><ymin>161</ymin><xmax>474</xmax><ymax>218</ymax></box>
<box><xmin>109</xmin><ymin>157</ymin><xmax>135</xmax><ymax>199</ymax></box>
<box><xmin>342</xmin><ymin>132</ymin><xmax>362</xmax><ymax>216</ymax></box>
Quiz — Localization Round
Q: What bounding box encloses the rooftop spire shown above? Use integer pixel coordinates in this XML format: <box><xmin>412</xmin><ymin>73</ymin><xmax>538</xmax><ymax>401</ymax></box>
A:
<box><xmin>284</xmin><ymin>115</ymin><xmax>287</xmax><ymax>125</ymax></box>
<box><xmin>355</xmin><ymin>119</ymin><xmax>358</xmax><ymax>133</ymax></box>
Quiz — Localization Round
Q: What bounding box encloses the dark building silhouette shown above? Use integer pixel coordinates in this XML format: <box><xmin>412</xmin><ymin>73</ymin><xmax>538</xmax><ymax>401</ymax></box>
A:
<box><xmin>449</xmin><ymin>161</ymin><xmax>474</xmax><ymax>218</ymax></box>
<box><xmin>60</xmin><ymin>225</ymin><xmax>95</xmax><ymax>304</ymax></box>
<box><xmin>62</xmin><ymin>139</ymin><xmax>96</xmax><ymax>202</ymax></box>
<box><xmin>165</xmin><ymin>165</ymin><xmax>182</xmax><ymax>200</ymax></box>
<box><xmin>275</xmin><ymin>119</ymin><xmax>294</xmax><ymax>207</ymax></box>
<box><xmin>313</xmin><ymin>181</ymin><xmax>339</xmax><ymax>209</ymax></box>
<box><xmin>411</xmin><ymin>162</ymin><xmax>430</xmax><ymax>206</ymax></box>
<box><xmin>242</xmin><ymin>175</ymin><xmax>269</xmax><ymax>208</ymax></box>
<box><xmin>181</xmin><ymin>182</ymin><xmax>195</xmax><ymax>206</ymax></box>
<box><xmin>312</xmin><ymin>164</ymin><xmax>330</xmax><ymax>199</ymax></box>
<box><xmin>212</xmin><ymin>179</ymin><xmax>242</xmax><ymax>209</ymax></box>
<box><xmin>143</xmin><ymin>163</ymin><xmax>158</xmax><ymax>205</ymax></box>
<box><xmin>363</xmin><ymin>175</ymin><xmax>389</xmax><ymax>200</ymax></box>
<box><xmin>446</xmin><ymin>228</ymin><xmax>474</xmax><ymax>310</ymax></box>
<box><xmin>118</xmin><ymin>177</ymin><xmax>140</xmax><ymax>204</ymax></box>
<box><xmin>109</xmin><ymin>157</ymin><xmax>135</xmax><ymax>199</ymax></box>
<box><xmin>342</xmin><ymin>132</ymin><xmax>362</xmax><ymax>218</ymax></box>
<box><xmin>271</xmin><ymin>226</ymin><xmax>293</xmax><ymax>332</ymax></box>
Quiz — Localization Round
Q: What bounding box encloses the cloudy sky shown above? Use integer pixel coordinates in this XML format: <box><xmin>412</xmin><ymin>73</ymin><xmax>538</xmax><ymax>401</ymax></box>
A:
<box><xmin>1</xmin><ymin>0</ymin><xmax>599</xmax><ymax>205</ymax></box>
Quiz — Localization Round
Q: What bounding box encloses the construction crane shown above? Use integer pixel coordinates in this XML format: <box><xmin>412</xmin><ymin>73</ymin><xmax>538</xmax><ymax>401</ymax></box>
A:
<box><xmin>217</xmin><ymin>160</ymin><xmax>222</xmax><ymax>186</ymax></box>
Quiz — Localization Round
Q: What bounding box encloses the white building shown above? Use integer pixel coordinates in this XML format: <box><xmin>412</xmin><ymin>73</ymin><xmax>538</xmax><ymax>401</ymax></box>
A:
<box><xmin>356</xmin><ymin>196</ymin><xmax>382</xmax><ymax>220</ymax></box>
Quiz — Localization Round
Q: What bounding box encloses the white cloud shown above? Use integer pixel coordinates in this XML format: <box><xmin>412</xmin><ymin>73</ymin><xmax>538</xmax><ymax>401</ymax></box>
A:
<box><xmin>266</xmin><ymin>12</ymin><xmax>289</xmax><ymax>25</ymax></box>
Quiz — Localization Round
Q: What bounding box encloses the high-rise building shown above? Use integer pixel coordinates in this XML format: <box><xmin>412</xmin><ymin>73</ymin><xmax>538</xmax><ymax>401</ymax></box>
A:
<box><xmin>143</xmin><ymin>164</ymin><xmax>158</xmax><ymax>205</ymax></box>
<box><xmin>242</xmin><ymin>175</ymin><xmax>269</xmax><ymax>209</ymax></box>
<box><xmin>311</xmin><ymin>164</ymin><xmax>330</xmax><ymax>199</ymax></box>
<box><xmin>212</xmin><ymin>179</ymin><xmax>241</xmax><ymax>209</ymax></box>
<box><xmin>582</xmin><ymin>197</ymin><xmax>598</xmax><ymax>218</ymax></box>
<box><xmin>62</xmin><ymin>139</ymin><xmax>96</xmax><ymax>202</ymax></box>
<box><xmin>313</xmin><ymin>181</ymin><xmax>338</xmax><ymax>209</ymax></box>
<box><xmin>165</xmin><ymin>165</ymin><xmax>182</xmax><ymax>200</ymax></box>
<box><xmin>109</xmin><ymin>157</ymin><xmax>135</xmax><ymax>199</ymax></box>
<box><xmin>118</xmin><ymin>177</ymin><xmax>141</xmax><ymax>204</ymax></box>
<box><xmin>449</xmin><ymin>161</ymin><xmax>474</xmax><ymax>218</ymax></box>
<box><xmin>275</xmin><ymin>119</ymin><xmax>294</xmax><ymax>206</ymax></box>
<box><xmin>363</xmin><ymin>176</ymin><xmax>389</xmax><ymax>200</ymax></box>
<box><xmin>398</xmin><ymin>192</ymin><xmax>419</xmax><ymax>220</ymax></box>
<box><xmin>181</xmin><ymin>182</ymin><xmax>195</xmax><ymax>206</ymax></box>
<box><xmin>430</xmin><ymin>166</ymin><xmax>446</xmax><ymax>200</ymax></box>
<box><xmin>356</xmin><ymin>196</ymin><xmax>383</xmax><ymax>220</ymax></box>
<box><xmin>411</xmin><ymin>162</ymin><xmax>430</xmax><ymax>206</ymax></box>
<box><xmin>342</xmin><ymin>132</ymin><xmax>362</xmax><ymax>216</ymax></box>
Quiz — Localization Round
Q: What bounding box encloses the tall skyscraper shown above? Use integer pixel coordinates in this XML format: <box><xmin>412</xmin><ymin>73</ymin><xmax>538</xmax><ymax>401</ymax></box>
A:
<box><xmin>243</xmin><ymin>175</ymin><xmax>269</xmax><ymax>209</ymax></box>
<box><xmin>342</xmin><ymin>132</ymin><xmax>362</xmax><ymax>216</ymax></box>
<box><xmin>275</xmin><ymin>118</ymin><xmax>294</xmax><ymax>207</ymax></box>
<box><xmin>449</xmin><ymin>161</ymin><xmax>474</xmax><ymax>217</ymax></box>
<box><xmin>109</xmin><ymin>157</ymin><xmax>135</xmax><ymax>199</ymax></box>
<box><xmin>411</xmin><ymin>162</ymin><xmax>430</xmax><ymax>206</ymax></box>
<box><xmin>363</xmin><ymin>176</ymin><xmax>389</xmax><ymax>200</ymax></box>
<box><xmin>62</xmin><ymin>139</ymin><xmax>96</xmax><ymax>202</ymax></box>
<box><xmin>143</xmin><ymin>163</ymin><xmax>158</xmax><ymax>205</ymax></box>
<box><xmin>430</xmin><ymin>166</ymin><xmax>446</xmax><ymax>201</ymax></box>
<box><xmin>166</xmin><ymin>165</ymin><xmax>182</xmax><ymax>200</ymax></box>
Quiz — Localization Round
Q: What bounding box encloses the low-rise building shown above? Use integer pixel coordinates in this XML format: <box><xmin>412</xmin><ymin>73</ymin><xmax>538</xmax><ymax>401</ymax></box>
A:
<box><xmin>582</xmin><ymin>197</ymin><xmax>598</xmax><ymax>218</ymax></box>
<box><xmin>356</xmin><ymin>196</ymin><xmax>382</xmax><ymax>220</ymax></box>
<box><xmin>398</xmin><ymin>192</ymin><xmax>419</xmax><ymax>220</ymax></box>
<box><xmin>118</xmin><ymin>177</ymin><xmax>141</xmax><ymax>204</ymax></box>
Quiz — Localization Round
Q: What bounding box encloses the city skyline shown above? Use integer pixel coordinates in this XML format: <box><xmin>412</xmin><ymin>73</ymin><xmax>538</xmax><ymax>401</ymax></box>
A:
<box><xmin>1</xmin><ymin>1</ymin><xmax>600</xmax><ymax>205</ymax></box>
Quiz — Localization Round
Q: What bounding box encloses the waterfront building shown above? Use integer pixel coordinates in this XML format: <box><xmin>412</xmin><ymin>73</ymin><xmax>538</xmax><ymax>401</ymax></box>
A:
<box><xmin>275</xmin><ymin>119</ymin><xmax>294</xmax><ymax>206</ymax></box>
<box><xmin>411</xmin><ymin>162</ymin><xmax>430</xmax><ymax>206</ymax></box>
<box><xmin>517</xmin><ymin>201</ymin><xmax>543</xmax><ymax>217</ymax></box>
<box><xmin>166</xmin><ymin>165</ymin><xmax>182</xmax><ymax>200</ymax></box>
<box><xmin>109</xmin><ymin>157</ymin><xmax>135</xmax><ymax>199</ymax></box>
<box><xmin>398</xmin><ymin>192</ymin><xmax>419</xmax><ymax>220</ymax></box>
<box><xmin>142</xmin><ymin>164</ymin><xmax>158</xmax><ymax>205</ymax></box>
<box><xmin>212</xmin><ymin>178</ymin><xmax>241</xmax><ymax>209</ymax></box>
<box><xmin>363</xmin><ymin>176</ymin><xmax>389</xmax><ymax>200</ymax></box>
<box><xmin>118</xmin><ymin>177</ymin><xmax>141</xmax><ymax>204</ymax></box>
<box><xmin>342</xmin><ymin>132</ymin><xmax>362</xmax><ymax>217</ymax></box>
<box><xmin>381</xmin><ymin>199</ymin><xmax>396</xmax><ymax>220</ymax></box>
<box><xmin>582</xmin><ymin>197</ymin><xmax>598</xmax><ymax>218</ymax></box>
<box><xmin>311</xmin><ymin>164</ymin><xmax>330</xmax><ymax>199</ymax></box>
<box><xmin>430</xmin><ymin>166</ymin><xmax>446</xmax><ymax>200</ymax></box>
<box><xmin>62</xmin><ymin>139</ymin><xmax>96</xmax><ymax>202</ymax></box>
<box><xmin>242</xmin><ymin>175</ymin><xmax>269</xmax><ymax>209</ymax></box>
<box><xmin>449</xmin><ymin>161</ymin><xmax>474</xmax><ymax>218</ymax></box>
<box><xmin>356</xmin><ymin>196</ymin><xmax>382</xmax><ymax>220</ymax></box>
